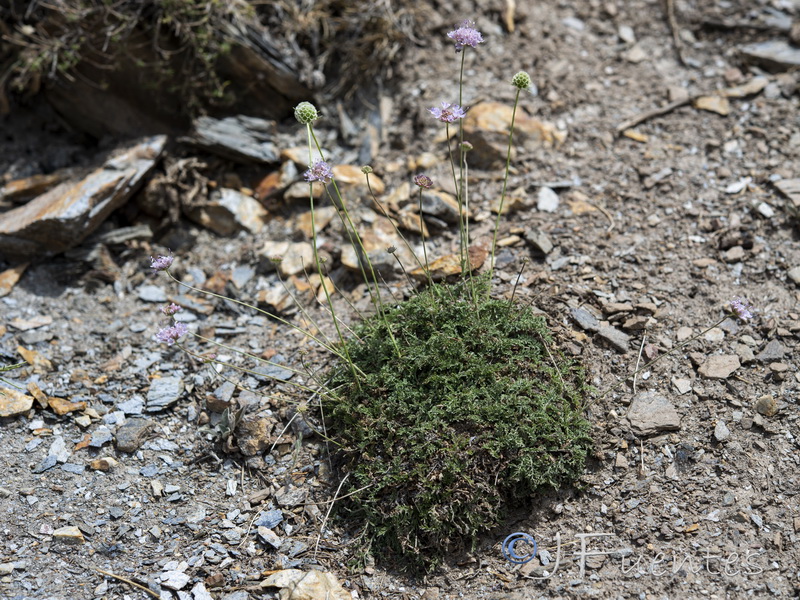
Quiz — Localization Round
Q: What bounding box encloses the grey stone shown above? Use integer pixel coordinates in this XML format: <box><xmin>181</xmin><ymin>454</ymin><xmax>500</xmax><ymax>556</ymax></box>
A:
<box><xmin>185</xmin><ymin>115</ymin><xmax>279</xmax><ymax>164</ymax></box>
<box><xmin>115</xmin><ymin>418</ymin><xmax>155</xmax><ymax>452</ymax></box>
<box><xmin>191</xmin><ymin>582</ymin><xmax>214</xmax><ymax>600</ymax></box>
<box><xmin>740</xmin><ymin>40</ymin><xmax>800</xmax><ymax>71</ymax></box>
<box><xmin>32</xmin><ymin>455</ymin><xmax>57</xmax><ymax>473</ymax></box>
<box><xmin>90</xmin><ymin>426</ymin><xmax>115</xmax><ymax>448</ymax></box>
<box><xmin>713</xmin><ymin>420</ymin><xmax>731</xmax><ymax>442</ymax></box>
<box><xmin>698</xmin><ymin>354</ymin><xmax>740</xmax><ymax>379</ymax></box>
<box><xmin>256</xmin><ymin>509</ymin><xmax>283</xmax><ymax>529</ymax></box>
<box><xmin>597</xmin><ymin>325</ymin><xmax>631</xmax><ymax>353</ymax></box>
<box><xmin>755</xmin><ymin>339</ymin><xmax>786</xmax><ymax>363</ymax></box>
<box><xmin>525</xmin><ymin>228</ymin><xmax>554</xmax><ymax>254</ymax></box>
<box><xmin>787</xmin><ymin>266</ymin><xmax>800</xmax><ymax>285</ymax></box>
<box><xmin>275</xmin><ymin>486</ymin><xmax>306</xmax><ymax>507</ymax></box>
<box><xmin>146</xmin><ymin>376</ymin><xmax>184</xmax><ymax>412</ymax></box>
<box><xmin>140</xmin><ymin>464</ymin><xmax>160</xmax><ymax>477</ymax></box>
<box><xmin>536</xmin><ymin>186</ymin><xmax>560</xmax><ymax>212</ymax></box>
<box><xmin>257</xmin><ymin>526</ymin><xmax>282</xmax><ymax>549</ymax></box>
<box><xmin>161</xmin><ymin>570</ymin><xmax>191</xmax><ymax>591</ymax></box>
<box><xmin>627</xmin><ymin>392</ymin><xmax>681</xmax><ymax>435</ymax></box>
<box><xmin>60</xmin><ymin>463</ymin><xmax>85</xmax><ymax>474</ymax></box>
<box><xmin>570</xmin><ymin>307</ymin><xmax>600</xmax><ymax>332</ymax></box>
<box><xmin>231</xmin><ymin>265</ymin><xmax>256</xmax><ymax>289</ymax></box>
<box><xmin>419</xmin><ymin>190</ymin><xmax>460</xmax><ymax>223</ymax></box>
<box><xmin>47</xmin><ymin>436</ymin><xmax>70</xmax><ymax>463</ymax></box>
<box><xmin>117</xmin><ymin>397</ymin><xmax>145</xmax><ymax>415</ymax></box>
<box><xmin>0</xmin><ymin>136</ymin><xmax>166</xmax><ymax>260</ymax></box>
<box><xmin>185</xmin><ymin>188</ymin><xmax>268</xmax><ymax>236</ymax></box>
<box><xmin>253</xmin><ymin>358</ymin><xmax>293</xmax><ymax>383</ymax></box>
<box><xmin>137</xmin><ymin>285</ymin><xmax>168</xmax><ymax>303</ymax></box>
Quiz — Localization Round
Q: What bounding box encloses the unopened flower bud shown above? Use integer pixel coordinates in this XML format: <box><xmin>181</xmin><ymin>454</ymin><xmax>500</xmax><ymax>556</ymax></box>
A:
<box><xmin>361</xmin><ymin>165</ymin><xmax>373</xmax><ymax>174</ymax></box>
<box><xmin>294</xmin><ymin>101</ymin><xmax>319</xmax><ymax>124</ymax></box>
<box><xmin>511</xmin><ymin>71</ymin><xmax>532</xmax><ymax>91</ymax></box>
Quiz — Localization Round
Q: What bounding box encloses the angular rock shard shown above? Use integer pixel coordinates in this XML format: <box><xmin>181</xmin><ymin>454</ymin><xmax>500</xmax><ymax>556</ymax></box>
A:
<box><xmin>0</xmin><ymin>136</ymin><xmax>166</xmax><ymax>261</ymax></box>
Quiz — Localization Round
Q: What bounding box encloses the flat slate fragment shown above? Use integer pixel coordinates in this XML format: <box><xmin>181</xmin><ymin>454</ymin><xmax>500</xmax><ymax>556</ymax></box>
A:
<box><xmin>185</xmin><ymin>115</ymin><xmax>279</xmax><ymax>163</ymax></box>
<box><xmin>698</xmin><ymin>354</ymin><xmax>740</xmax><ymax>379</ymax></box>
<box><xmin>115</xmin><ymin>418</ymin><xmax>156</xmax><ymax>452</ymax></box>
<box><xmin>146</xmin><ymin>376</ymin><xmax>184</xmax><ymax>412</ymax></box>
<box><xmin>627</xmin><ymin>391</ymin><xmax>681</xmax><ymax>435</ymax></box>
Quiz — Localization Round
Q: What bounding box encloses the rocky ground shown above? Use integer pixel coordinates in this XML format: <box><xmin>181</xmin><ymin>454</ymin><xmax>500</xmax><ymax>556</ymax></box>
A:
<box><xmin>1</xmin><ymin>0</ymin><xmax>800</xmax><ymax>599</ymax></box>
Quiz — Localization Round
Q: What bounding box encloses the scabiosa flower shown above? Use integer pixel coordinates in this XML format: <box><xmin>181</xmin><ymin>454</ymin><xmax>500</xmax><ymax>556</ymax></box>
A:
<box><xmin>294</xmin><ymin>101</ymin><xmax>319</xmax><ymax>124</ymax></box>
<box><xmin>447</xmin><ymin>19</ymin><xmax>484</xmax><ymax>52</ymax></box>
<box><xmin>155</xmin><ymin>322</ymin><xmax>188</xmax><ymax>345</ymax></box>
<box><xmin>413</xmin><ymin>174</ymin><xmax>433</xmax><ymax>189</ymax></box>
<box><xmin>511</xmin><ymin>71</ymin><xmax>533</xmax><ymax>91</ymax></box>
<box><xmin>150</xmin><ymin>253</ymin><xmax>173</xmax><ymax>273</ymax></box>
<box><xmin>730</xmin><ymin>298</ymin><xmax>754</xmax><ymax>321</ymax></box>
<box><xmin>304</xmin><ymin>160</ymin><xmax>334</xmax><ymax>184</ymax></box>
<box><xmin>428</xmin><ymin>101</ymin><xmax>467</xmax><ymax>123</ymax></box>
<box><xmin>160</xmin><ymin>303</ymin><xmax>182</xmax><ymax>316</ymax></box>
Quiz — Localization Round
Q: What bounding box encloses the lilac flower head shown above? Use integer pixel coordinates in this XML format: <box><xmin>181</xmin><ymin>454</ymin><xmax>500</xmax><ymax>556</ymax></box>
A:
<box><xmin>730</xmin><ymin>298</ymin><xmax>754</xmax><ymax>321</ymax></box>
<box><xmin>413</xmin><ymin>174</ymin><xmax>433</xmax><ymax>189</ymax></box>
<box><xmin>156</xmin><ymin>322</ymin><xmax>188</xmax><ymax>345</ymax></box>
<box><xmin>160</xmin><ymin>303</ymin><xmax>182</xmax><ymax>316</ymax></box>
<box><xmin>447</xmin><ymin>20</ymin><xmax>484</xmax><ymax>52</ymax></box>
<box><xmin>428</xmin><ymin>101</ymin><xmax>467</xmax><ymax>123</ymax></box>
<box><xmin>304</xmin><ymin>160</ymin><xmax>334</xmax><ymax>184</ymax></box>
<box><xmin>150</xmin><ymin>252</ymin><xmax>173</xmax><ymax>273</ymax></box>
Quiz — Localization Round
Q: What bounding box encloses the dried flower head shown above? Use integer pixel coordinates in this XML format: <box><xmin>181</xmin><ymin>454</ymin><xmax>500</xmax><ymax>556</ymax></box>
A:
<box><xmin>447</xmin><ymin>20</ymin><xmax>484</xmax><ymax>52</ymax></box>
<box><xmin>150</xmin><ymin>253</ymin><xmax>173</xmax><ymax>273</ymax></box>
<box><xmin>428</xmin><ymin>101</ymin><xmax>467</xmax><ymax>123</ymax></box>
<box><xmin>461</xmin><ymin>141</ymin><xmax>474</xmax><ymax>152</ymax></box>
<box><xmin>156</xmin><ymin>322</ymin><xmax>188</xmax><ymax>345</ymax></box>
<box><xmin>730</xmin><ymin>298</ymin><xmax>754</xmax><ymax>321</ymax></box>
<box><xmin>361</xmin><ymin>165</ymin><xmax>374</xmax><ymax>174</ymax></box>
<box><xmin>294</xmin><ymin>101</ymin><xmax>319</xmax><ymax>124</ymax></box>
<box><xmin>160</xmin><ymin>303</ymin><xmax>182</xmax><ymax>316</ymax></box>
<box><xmin>304</xmin><ymin>160</ymin><xmax>334</xmax><ymax>184</ymax></box>
<box><xmin>511</xmin><ymin>71</ymin><xmax>533</xmax><ymax>91</ymax></box>
<box><xmin>413</xmin><ymin>174</ymin><xmax>433</xmax><ymax>189</ymax></box>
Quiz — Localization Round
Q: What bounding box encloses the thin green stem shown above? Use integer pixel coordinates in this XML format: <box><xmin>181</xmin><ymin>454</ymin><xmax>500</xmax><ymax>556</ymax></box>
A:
<box><xmin>365</xmin><ymin>174</ymin><xmax>428</xmax><ymax>281</ymax></box>
<box><xmin>491</xmin><ymin>87</ymin><xmax>521</xmax><ymax>276</ymax></box>
<box><xmin>417</xmin><ymin>188</ymin><xmax>433</xmax><ymax>286</ymax></box>
<box><xmin>444</xmin><ymin>123</ymin><xmax>465</xmax><ymax>270</ymax></box>
<box><xmin>305</xmin><ymin>125</ymin><xmax>361</xmax><ymax>384</ymax></box>
<box><xmin>307</xmin><ymin>129</ymin><xmax>402</xmax><ymax>359</ymax></box>
<box><xmin>163</xmin><ymin>270</ymin><xmax>343</xmax><ymax>360</ymax></box>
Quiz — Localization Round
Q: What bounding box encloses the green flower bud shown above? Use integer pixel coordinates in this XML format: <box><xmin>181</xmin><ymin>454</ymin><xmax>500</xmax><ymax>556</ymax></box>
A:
<box><xmin>361</xmin><ymin>165</ymin><xmax>373</xmax><ymax>174</ymax></box>
<box><xmin>511</xmin><ymin>71</ymin><xmax>532</xmax><ymax>91</ymax></box>
<box><xmin>294</xmin><ymin>101</ymin><xmax>319</xmax><ymax>124</ymax></box>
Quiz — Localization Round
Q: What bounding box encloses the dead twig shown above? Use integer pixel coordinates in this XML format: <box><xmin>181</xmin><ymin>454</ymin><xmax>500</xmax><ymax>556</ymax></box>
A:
<box><xmin>632</xmin><ymin>334</ymin><xmax>647</xmax><ymax>394</ymax></box>
<box><xmin>663</xmin><ymin>0</ymin><xmax>686</xmax><ymax>66</ymax></box>
<box><xmin>314</xmin><ymin>472</ymin><xmax>349</xmax><ymax>560</ymax></box>
<box><xmin>92</xmin><ymin>568</ymin><xmax>160</xmax><ymax>599</ymax></box>
<box><xmin>615</xmin><ymin>97</ymin><xmax>691</xmax><ymax>133</ymax></box>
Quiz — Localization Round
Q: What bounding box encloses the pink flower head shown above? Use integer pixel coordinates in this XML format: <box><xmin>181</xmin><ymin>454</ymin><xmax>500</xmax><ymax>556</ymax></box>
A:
<box><xmin>428</xmin><ymin>102</ymin><xmax>467</xmax><ymax>123</ymax></box>
<box><xmin>156</xmin><ymin>322</ymin><xmax>188</xmax><ymax>345</ymax></box>
<box><xmin>160</xmin><ymin>303</ymin><xmax>182</xmax><ymax>316</ymax></box>
<box><xmin>730</xmin><ymin>298</ymin><xmax>754</xmax><ymax>321</ymax></box>
<box><xmin>304</xmin><ymin>160</ymin><xmax>334</xmax><ymax>184</ymax></box>
<box><xmin>150</xmin><ymin>253</ymin><xmax>174</xmax><ymax>273</ymax></box>
<box><xmin>413</xmin><ymin>174</ymin><xmax>433</xmax><ymax>189</ymax></box>
<box><xmin>447</xmin><ymin>20</ymin><xmax>484</xmax><ymax>52</ymax></box>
